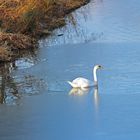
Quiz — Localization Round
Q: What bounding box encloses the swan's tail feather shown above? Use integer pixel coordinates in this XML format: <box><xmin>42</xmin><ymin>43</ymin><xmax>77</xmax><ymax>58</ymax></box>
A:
<box><xmin>67</xmin><ymin>81</ymin><xmax>73</xmax><ymax>87</ymax></box>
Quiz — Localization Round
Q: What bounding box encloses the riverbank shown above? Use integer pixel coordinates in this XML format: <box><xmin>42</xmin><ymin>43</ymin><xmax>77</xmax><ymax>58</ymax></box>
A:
<box><xmin>0</xmin><ymin>0</ymin><xmax>89</xmax><ymax>62</ymax></box>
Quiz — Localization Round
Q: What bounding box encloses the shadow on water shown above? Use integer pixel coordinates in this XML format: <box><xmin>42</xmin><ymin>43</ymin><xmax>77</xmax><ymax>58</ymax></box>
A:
<box><xmin>0</xmin><ymin>62</ymin><xmax>19</xmax><ymax>104</ymax></box>
<box><xmin>0</xmin><ymin>49</ymin><xmax>46</xmax><ymax>105</ymax></box>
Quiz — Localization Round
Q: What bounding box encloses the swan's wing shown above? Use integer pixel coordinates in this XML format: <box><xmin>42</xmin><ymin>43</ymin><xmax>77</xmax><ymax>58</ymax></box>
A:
<box><xmin>72</xmin><ymin>77</ymin><xmax>93</xmax><ymax>88</ymax></box>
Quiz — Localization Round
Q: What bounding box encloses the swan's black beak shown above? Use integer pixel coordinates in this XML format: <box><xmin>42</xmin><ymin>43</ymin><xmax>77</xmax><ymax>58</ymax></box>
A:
<box><xmin>99</xmin><ymin>65</ymin><xmax>103</xmax><ymax>69</ymax></box>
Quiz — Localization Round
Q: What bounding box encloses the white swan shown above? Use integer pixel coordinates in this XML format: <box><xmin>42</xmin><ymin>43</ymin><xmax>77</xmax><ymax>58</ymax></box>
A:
<box><xmin>67</xmin><ymin>65</ymin><xmax>103</xmax><ymax>88</ymax></box>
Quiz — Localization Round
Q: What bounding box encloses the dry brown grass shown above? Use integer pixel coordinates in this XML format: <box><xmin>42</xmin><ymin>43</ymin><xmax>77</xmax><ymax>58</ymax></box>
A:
<box><xmin>0</xmin><ymin>32</ymin><xmax>36</xmax><ymax>50</ymax></box>
<box><xmin>0</xmin><ymin>32</ymin><xmax>37</xmax><ymax>61</ymax></box>
<box><xmin>0</xmin><ymin>0</ymin><xmax>88</xmax><ymax>34</ymax></box>
<box><xmin>0</xmin><ymin>0</ymin><xmax>88</xmax><ymax>61</ymax></box>
<box><xmin>0</xmin><ymin>0</ymin><xmax>63</xmax><ymax>34</ymax></box>
<box><xmin>0</xmin><ymin>47</ymin><xmax>12</xmax><ymax>61</ymax></box>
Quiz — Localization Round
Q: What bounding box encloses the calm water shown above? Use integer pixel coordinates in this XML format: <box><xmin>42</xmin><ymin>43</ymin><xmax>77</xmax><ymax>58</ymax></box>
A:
<box><xmin>1</xmin><ymin>0</ymin><xmax>140</xmax><ymax>139</ymax></box>
<box><xmin>44</xmin><ymin>0</ymin><xmax>140</xmax><ymax>44</ymax></box>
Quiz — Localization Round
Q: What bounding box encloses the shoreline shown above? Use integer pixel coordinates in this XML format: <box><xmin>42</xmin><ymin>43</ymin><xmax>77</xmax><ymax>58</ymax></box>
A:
<box><xmin>0</xmin><ymin>0</ymin><xmax>89</xmax><ymax>62</ymax></box>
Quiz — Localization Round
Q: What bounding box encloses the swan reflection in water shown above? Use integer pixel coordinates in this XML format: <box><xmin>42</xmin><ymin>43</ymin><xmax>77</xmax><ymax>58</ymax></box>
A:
<box><xmin>69</xmin><ymin>87</ymin><xmax>89</xmax><ymax>96</ymax></box>
<box><xmin>69</xmin><ymin>87</ymin><xmax>100</xmax><ymax>111</ymax></box>
<box><xmin>93</xmin><ymin>87</ymin><xmax>100</xmax><ymax>112</ymax></box>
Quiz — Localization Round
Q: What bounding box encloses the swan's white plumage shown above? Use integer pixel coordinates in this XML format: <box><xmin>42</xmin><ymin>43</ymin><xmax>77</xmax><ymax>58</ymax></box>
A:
<box><xmin>68</xmin><ymin>77</ymin><xmax>93</xmax><ymax>88</ymax></box>
<box><xmin>67</xmin><ymin>65</ymin><xmax>102</xmax><ymax>88</ymax></box>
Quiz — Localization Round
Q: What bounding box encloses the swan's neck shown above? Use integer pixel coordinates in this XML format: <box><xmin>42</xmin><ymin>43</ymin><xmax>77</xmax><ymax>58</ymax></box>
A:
<box><xmin>93</xmin><ymin>67</ymin><xmax>98</xmax><ymax>84</ymax></box>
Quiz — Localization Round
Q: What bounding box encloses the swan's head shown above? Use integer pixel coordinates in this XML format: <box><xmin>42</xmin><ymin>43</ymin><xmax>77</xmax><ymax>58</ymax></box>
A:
<box><xmin>94</xmin><ymin>65</ymin><xmax>103</xmax><ymax>70</ymax></box>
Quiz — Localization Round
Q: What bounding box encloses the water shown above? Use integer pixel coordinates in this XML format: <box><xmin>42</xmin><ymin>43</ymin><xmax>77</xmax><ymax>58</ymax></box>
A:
<box><xmin>44</xmin><ymin>0</ymin><xmax>140</xmax><ymax>45</ymax></box>
<box><xmin>1</xmin><ymin>0</ymin><xmax>140</xmax><ymax>139</ymax></box>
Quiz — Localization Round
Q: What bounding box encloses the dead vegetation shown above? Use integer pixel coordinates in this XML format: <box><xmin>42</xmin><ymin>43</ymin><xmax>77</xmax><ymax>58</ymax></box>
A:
<box><xmin>0</xmin><ymin>0</ymin><xmax>89</xmax><ymax>61</ymax></box>
<box><xmin>0</xmin><ymin>32</ymin><xmax>37</xmax><ymax>61</ymax></box>
<box><xmin>0</xmin><ymin>32</ymin><xmax>36</xmax><ymax>50</ymax></box>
